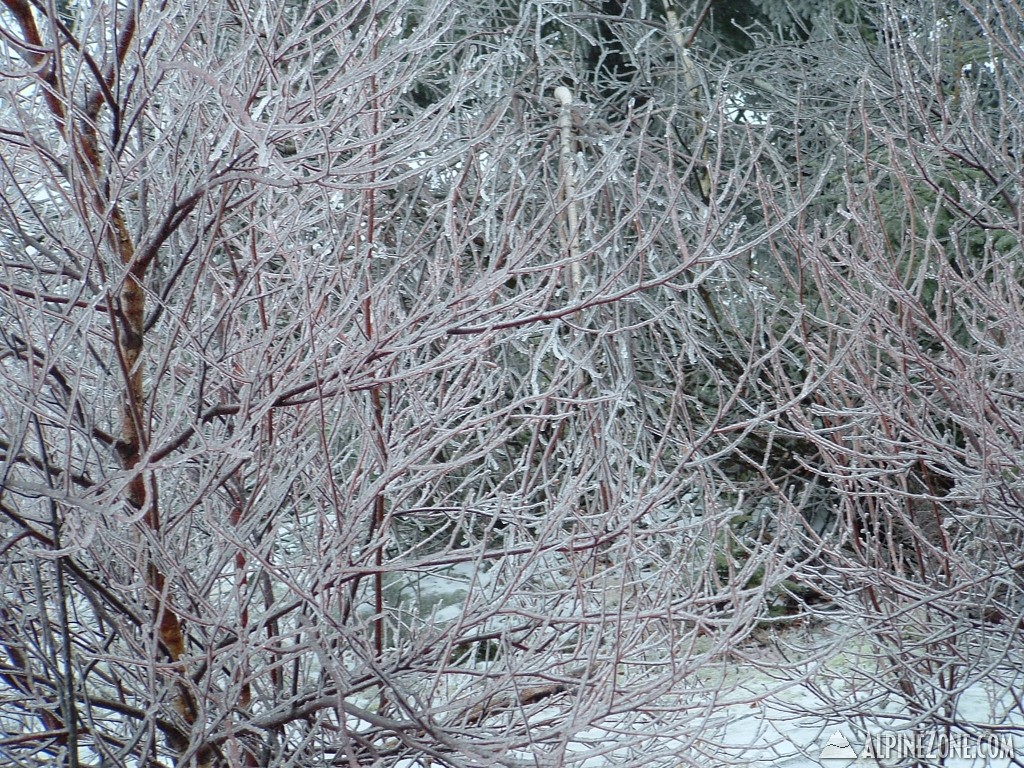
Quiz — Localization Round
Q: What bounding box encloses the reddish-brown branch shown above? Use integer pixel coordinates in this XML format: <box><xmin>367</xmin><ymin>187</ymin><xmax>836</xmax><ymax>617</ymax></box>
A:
<box><xmin>1</xmin><ymin>0</ymin><xmax>66</xmax><ymax>130</ymax></box>
<box><xmin>1</xmin><ymin>3</ymin><xmax>194</xmax><ymax>759</ymax></box>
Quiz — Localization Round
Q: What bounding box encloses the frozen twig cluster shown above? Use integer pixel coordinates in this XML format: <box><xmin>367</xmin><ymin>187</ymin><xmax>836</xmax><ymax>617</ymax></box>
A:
<box><xmin>1</xmin><ymin>1</ymin><xmax>1022</xmax><ymax>767</ymax></box>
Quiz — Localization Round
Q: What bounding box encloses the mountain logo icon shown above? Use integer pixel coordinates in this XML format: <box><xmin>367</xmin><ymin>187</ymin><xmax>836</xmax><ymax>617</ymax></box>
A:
<box><xmin>820</xmin><ymin>729</ymin><xmax>857</xmax><ymax>760</ymax></box>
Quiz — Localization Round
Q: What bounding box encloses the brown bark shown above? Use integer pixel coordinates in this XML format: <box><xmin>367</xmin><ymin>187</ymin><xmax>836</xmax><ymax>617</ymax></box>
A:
<box><xmin>1</xmin><ymin>2</ymin><xmax>198</xmax><ymax>761</ymax></box>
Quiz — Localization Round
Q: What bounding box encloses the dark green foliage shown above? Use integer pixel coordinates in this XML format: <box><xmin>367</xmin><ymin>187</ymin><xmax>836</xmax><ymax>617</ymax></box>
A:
<box><xmin>587</xmin><ymin>0</ymin><xmax>643</xmax><ymax>103</ymax></box>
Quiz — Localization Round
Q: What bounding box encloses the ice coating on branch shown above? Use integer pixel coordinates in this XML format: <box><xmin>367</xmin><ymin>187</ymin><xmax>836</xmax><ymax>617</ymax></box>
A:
<box><xmin>554</xmin><ymin>86</ymin><xmax>573</xmax><ymax>106</ymax></box>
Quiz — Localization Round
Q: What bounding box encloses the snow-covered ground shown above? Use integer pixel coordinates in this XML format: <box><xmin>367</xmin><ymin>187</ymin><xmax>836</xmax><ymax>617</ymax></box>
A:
<box><xmin>714</xmin><ymin>678</ymin><xmax>1019</xmax><ymax>767</ymax></box>
<box><xmin>693</xmin><ymin>626</ymin><xmax>1023</xmax><ymax>768</ymax></box>
<box><xmin>387</xmin><ymin>560</ymin><xmax>1024</xmax><ymax>767</ymax></box>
